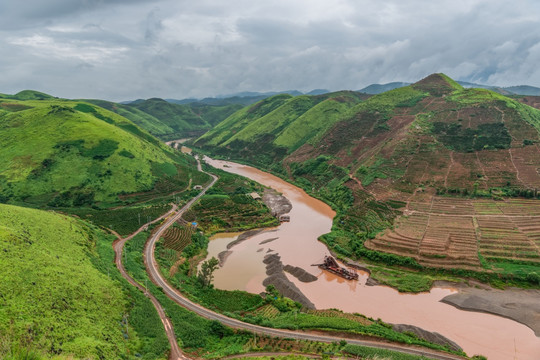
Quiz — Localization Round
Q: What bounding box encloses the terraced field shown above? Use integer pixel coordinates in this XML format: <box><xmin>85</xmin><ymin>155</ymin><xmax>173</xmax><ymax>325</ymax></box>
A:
<box><xmin>366</xmin><ymin>196</ymin><xmax>540</xmax><ymax>269</ymax></box>
<box><xmin>162</xmin><ymin>221</ymin><xmax>195</xmax><ymax>252</ymax></box>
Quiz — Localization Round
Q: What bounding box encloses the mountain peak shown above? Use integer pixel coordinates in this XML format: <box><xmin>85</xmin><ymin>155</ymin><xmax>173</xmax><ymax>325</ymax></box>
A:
<box><xmin>0</xmin><ymin>90</ymin><xmax>55</xmax><ymax>100</ymax></box>
<box><xmin>146</xmin><ymin>97</ymin><xmax>168</xmax><ymax>103</ymax></box>
<box><xmin>412</xmin><ymin>73</ymin><xmax>463</xmax><ymax>96</ymax></box>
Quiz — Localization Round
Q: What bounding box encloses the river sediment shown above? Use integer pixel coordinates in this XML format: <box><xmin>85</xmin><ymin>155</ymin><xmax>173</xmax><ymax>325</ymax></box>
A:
<box><xmin>440</xmin><ymin>284</ymin><xmax>540</xmax><ymax>336</ymax></box>
<box><xmin>262</xmin><ymin>253</ymin><xmax>316</xmax><ymax>309</ymax></box>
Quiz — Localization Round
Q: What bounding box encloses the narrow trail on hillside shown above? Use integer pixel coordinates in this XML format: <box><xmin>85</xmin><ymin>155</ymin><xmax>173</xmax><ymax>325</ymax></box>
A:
<box><xmin>474</xmin><ymin>151</ymin><xmax>489</xmax><ymax>183</ymax></box>
<box><xmin>443</xmin><ymin>151</ymin><xmax>455</xmax><ymax>188</ymax></box>
<box><xmin>508</xmin><ymin>148</ymin><xmax>526</xmax><ymax>187</ymax></box>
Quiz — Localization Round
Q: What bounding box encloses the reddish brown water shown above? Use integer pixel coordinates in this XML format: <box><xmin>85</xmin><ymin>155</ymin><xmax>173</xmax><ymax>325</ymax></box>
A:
<box><xmin>203</xmin><ymin>157</ymin><xmax>540</xmax><ymax>360</ymax></box>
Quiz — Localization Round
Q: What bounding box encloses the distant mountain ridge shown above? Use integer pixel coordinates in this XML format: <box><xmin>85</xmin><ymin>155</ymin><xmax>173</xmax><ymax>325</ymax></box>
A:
<box><xmin>131</xmin><ymin>89</ymin><xmax>331</xmax><ymax>107</ymax></box>
<box><xmin>88</xmin><ymin>97</ymin><xmax>242</xmax><ymax>140</ymax></box>
<box><xmin>359</xmin><ymin>80</ymin><xmax>540</xmax><ymax>96</ymax></box>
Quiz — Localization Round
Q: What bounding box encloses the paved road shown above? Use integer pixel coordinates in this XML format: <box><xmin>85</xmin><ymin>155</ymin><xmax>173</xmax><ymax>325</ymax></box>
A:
<box><xmin>142</xmin><ymin>160</ymin><xmax>465</xmax><ymax>360</ymax></box>
<box><xmin>113</xmin><ymin>205</ymin><xmax>191</xmax><ymax>360</ymax></box>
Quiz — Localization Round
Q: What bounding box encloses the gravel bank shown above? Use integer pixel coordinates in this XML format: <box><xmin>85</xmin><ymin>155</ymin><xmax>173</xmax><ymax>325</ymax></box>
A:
<box><xmin>263</xmin><ymin>189</ymin><xmax>292</xmax><ymax>217</ymax></box>
<box><xmin>391</xmin><ymin>324</ymin><xmax>462</xmax><ymax>352</ymax></box>
<box><xmin>262</xmin><ymin>253</ymin><xmax>316</xmax><ymax>309</ymax></box>
<box><xmin>440</xmin><ymin>285</ymin><xmax>540</xmax><ymax>336</ymax></box>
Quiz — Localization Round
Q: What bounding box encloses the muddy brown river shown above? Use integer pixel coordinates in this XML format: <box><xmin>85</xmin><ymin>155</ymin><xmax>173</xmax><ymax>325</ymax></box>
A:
<box><xmin>203</xmin><ymin>157</ymin><xmax>540</xmax><ymax>360</ymax></box>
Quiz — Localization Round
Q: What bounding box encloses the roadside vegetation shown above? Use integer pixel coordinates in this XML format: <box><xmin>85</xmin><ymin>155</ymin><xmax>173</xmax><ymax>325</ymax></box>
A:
<box><xmin>183</xmin><ymin>167</ymin><xmax>279</xmax><ymax>233</ymax></box>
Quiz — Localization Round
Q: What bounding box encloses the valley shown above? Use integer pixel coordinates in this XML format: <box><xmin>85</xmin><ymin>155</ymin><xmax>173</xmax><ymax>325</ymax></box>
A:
<box><xmin>2</xmin><ymin>74</ymin><xmax>540</xmax><ymax>360</ymax></box>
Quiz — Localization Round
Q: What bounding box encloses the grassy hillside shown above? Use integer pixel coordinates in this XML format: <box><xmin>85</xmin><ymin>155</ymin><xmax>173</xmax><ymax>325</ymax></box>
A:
<box><xmin>86</xmin><ymin>99</ymin><xmax>177</xmax><ymax>136</ymax></box>
<box><xmin>0</xmin><ymin>204</ymin><xmax>135</xmax><ymax>359</ymax></box>
<box><xmin>195</xmin><ymin>91</ymin><xmax>368</xmax><ymax>164</ymax></box>
<box><xmin>0</xmin><ymin>96</ymin><xmax>209</xmax><ymax>208</ymax></box>
<box><xmin>127</xmin><ymin>98</ymin><xmax>209</xmax><ymax>136</ymax></box>
<box><xmin>0</xmin><ymin>90</ymin><xmax>55</xmax><ymax>101</ymax></box>
<box><xmin>195</xmin><ymin>74</ymin><xmax>540</xmax><ymax>281</ymax></box>
<box><xmin>86</xmin><ymin>98</ymin><xmax>241</xmax><ymax>140</ymax></box>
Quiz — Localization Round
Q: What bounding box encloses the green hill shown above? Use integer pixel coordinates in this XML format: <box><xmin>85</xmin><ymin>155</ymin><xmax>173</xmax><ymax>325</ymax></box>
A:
<box><xmin>85</xmin><ymin>98</ymin><xmax>241</xmax><ymax>140</ymax></box>
<box><xmin>0</xmin><ymin>90</ymin><xmax>55</xmax><ymax>101</ymax></box>
<box><xmin>127</xmin><ymin>98</ymin><xmax>209</xmax><ymax>137</ymax></box>
<box><xmin>0</xmin><ymin>204</ymin><xmax>138</xmax><ymax>358</ymax></box>
<box><xmin>199</xmin><ymin>73</ymin><xmax>540</xmax><ymax>191</ymax></box>
<box><xmin>0</xmin><ymin>96</ymin><xmax>209</xmax><ymax>208</ymax></box>
<box><xmin>195</xmin><ymin>91</ymin><xmax>368</xmax><ymax>163</ymax></box>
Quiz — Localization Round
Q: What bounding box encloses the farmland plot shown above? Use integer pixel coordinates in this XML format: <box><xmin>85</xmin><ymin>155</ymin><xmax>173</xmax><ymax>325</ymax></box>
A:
<box><xmin>366</xmin><ymin>196</ymin><xmax>540</xmax><ymax>269</ymax></box>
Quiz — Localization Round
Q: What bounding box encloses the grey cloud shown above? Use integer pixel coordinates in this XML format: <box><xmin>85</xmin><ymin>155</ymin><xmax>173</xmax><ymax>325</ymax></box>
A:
<box><xmin>0</xmin><ymin>0</ymin><xmax>160</xmax><ymax>31</ymax></box>
<box><xmin>1</xmin><ymin>0</ymin><xmax>540</xmax><ymax>100</ymax></box>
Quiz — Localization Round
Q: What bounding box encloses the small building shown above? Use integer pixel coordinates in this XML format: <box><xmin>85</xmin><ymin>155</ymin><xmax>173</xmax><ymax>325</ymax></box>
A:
<box><xmin>180</xmin><ymin>146</ymin><xmax>192</xmax><ymax>154</ymax></box>
<box><xmin>193</xmin><ymin>185</ymin><xmax>203</xmax><ymax>190</ymax></box>
<box><xmin>249</xmin><ymin>192</ymin><xmax>262</xmax><ymax>200</ymax></box>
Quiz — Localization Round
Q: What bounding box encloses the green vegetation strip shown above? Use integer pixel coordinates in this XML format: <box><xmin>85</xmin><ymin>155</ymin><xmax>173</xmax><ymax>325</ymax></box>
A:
<box><xmin>0</xmin><ymin>204</ymin><xmax>166</xmax><ymax>359</ymax></box>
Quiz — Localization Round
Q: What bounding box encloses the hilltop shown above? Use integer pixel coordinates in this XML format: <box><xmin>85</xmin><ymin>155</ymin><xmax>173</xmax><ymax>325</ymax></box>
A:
<box><xmin>360</xmin><ymin>80</ymin><xmax>540</xmax><ymax>96</ymax></box>
<box><xmin>195</xmin><ymin>73</ymin><xmax>540</xmax><ymax>278</ymax></box>
<box><xmin>0</xmin><ymin>89</ymin><xmax>55</xmax><ymax>100</ymax></box>
<box><xmin>0</xmin><ymin>94</ymin><xmax>209</xmax><ymax>208</ymax></box>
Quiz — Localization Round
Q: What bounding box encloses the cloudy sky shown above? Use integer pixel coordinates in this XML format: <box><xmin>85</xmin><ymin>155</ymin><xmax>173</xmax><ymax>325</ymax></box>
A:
<box><xmin>1</xmin><ymin>0</ymin><xmax>540</xmax><ymax>101</ymax></box>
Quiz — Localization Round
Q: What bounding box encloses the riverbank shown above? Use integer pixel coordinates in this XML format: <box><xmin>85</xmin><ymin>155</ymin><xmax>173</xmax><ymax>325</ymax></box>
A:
<box><xmin>439</xmin><ymin>282</ymin><xmax>540</xmax><ymax>336</ymax></box>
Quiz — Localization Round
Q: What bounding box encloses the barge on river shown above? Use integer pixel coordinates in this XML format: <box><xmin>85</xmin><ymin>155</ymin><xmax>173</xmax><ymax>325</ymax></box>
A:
<box><xmin>315</xmin><ymin>255</ymin><xmax>358</xmax><ymax>280</ymax></box>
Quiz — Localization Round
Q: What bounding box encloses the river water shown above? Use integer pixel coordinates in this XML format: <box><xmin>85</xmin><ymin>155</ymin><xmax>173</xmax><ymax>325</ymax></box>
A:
<box><xmin>203</xmin><ymin>157</ymin><xmax>540</xmax><ymax>360</ymax></box>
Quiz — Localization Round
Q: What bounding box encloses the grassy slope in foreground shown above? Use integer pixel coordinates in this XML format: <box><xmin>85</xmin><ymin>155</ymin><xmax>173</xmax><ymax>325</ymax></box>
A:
<box><xmin>0</xmin><ymin>204</ymin><xmax>132</xmax><ymax>359</ymax></box>
<box><xmin>0</xmin><ymin>96</ymin><xmax>203</xmax><ymax>207</ymax></box>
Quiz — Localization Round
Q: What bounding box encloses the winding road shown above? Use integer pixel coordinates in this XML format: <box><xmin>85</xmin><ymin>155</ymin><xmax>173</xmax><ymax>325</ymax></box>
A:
<box><xmin>116</xmin><ymin>156</ymin><xmax>465</xmax><ymax>360</ymax></box>
<box><xmin>113</xmin><ymin>204</ymin><xmax>190</xmax><ymax>360</ymax></box>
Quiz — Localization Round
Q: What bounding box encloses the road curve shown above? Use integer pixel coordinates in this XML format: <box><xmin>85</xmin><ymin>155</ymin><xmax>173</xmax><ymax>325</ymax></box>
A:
<box><xmin>113</xmin><ymin>205</ymin><xmax>191</xmax><ymax>360</ymax></box>
<box><xmin>143</xmin><ymin>160</ymin><xmax>465</xmax><ymax>360</ymax></box>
